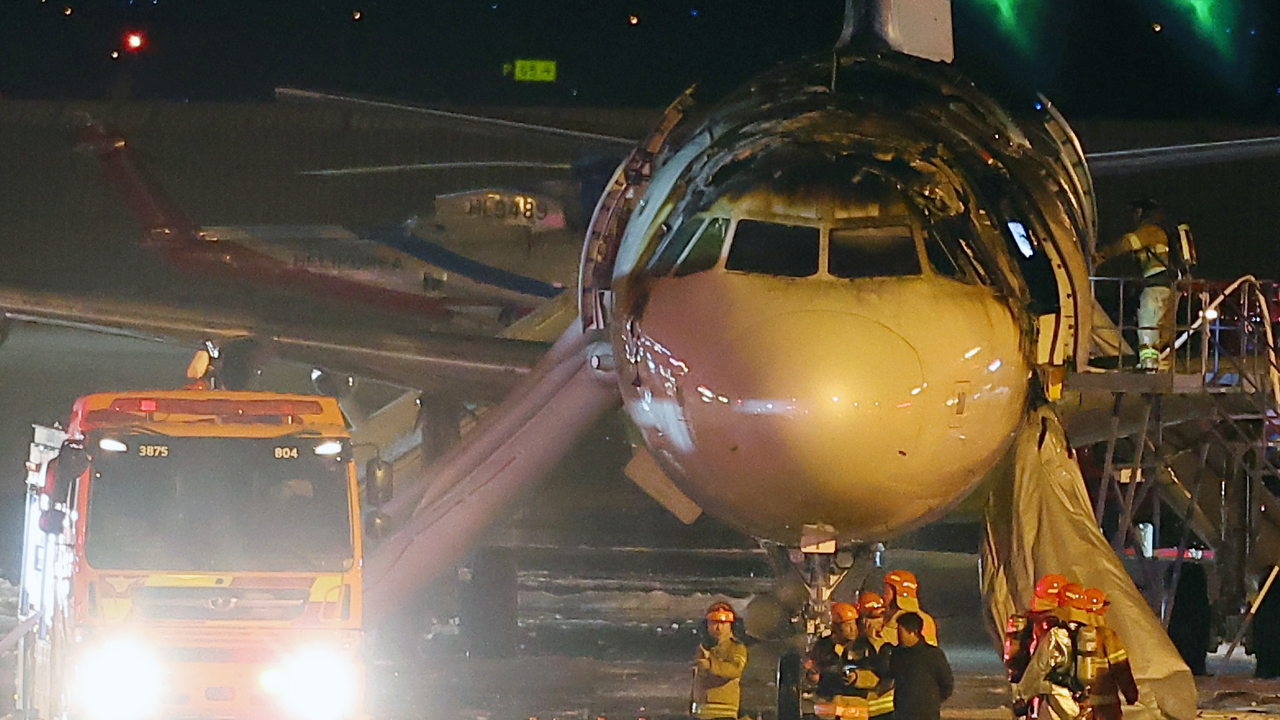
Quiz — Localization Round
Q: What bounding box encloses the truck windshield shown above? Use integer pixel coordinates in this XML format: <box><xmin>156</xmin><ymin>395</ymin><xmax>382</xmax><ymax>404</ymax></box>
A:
<box><xmin>84</xmin><ymin>436</ymin><xmax>353</xmax><ymax>572</ymax></box>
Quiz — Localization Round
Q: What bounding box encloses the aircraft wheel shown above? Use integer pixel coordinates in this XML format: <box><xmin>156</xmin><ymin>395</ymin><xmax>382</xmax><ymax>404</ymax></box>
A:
<box><xmin>777</xmin><ymin>651</ymin><xmax>802</xmax><ymax>720</ymax></box>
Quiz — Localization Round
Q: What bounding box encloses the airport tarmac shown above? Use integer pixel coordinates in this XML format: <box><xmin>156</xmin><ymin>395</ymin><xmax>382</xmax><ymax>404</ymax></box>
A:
<box><xmin>2</xmin><ymin>325</ymin><xmax>1280</xmax><ymax>720</ymax></box>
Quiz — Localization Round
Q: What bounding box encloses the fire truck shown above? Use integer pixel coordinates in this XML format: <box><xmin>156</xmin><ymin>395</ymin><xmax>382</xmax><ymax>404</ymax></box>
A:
<box><xmin>16</xmin><ymin>387</ymin><xmax>388</xmax><ymax>720</ymax></box>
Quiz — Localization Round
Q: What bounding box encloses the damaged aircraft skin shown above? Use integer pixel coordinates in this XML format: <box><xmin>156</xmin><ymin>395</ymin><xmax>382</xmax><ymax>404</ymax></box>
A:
<box><xmin>601</xmin><ymin>47</ymin><xmax>1194</xmax><ymax>719</ymax></box>
<box><xmin>611</xmin><ymin>48</ymin><xmax>1089</xmax><ymax>545</ymax></box>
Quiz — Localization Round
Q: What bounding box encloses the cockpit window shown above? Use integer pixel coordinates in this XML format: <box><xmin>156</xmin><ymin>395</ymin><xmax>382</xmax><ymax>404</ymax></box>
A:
<box><xmin>725</xmin><ymin>220</ymin><xmax>820</xmax><ymax>278</ymax></box>
<box><xmin>648</xmin><ymin>217</ymin><xmax>706</xmax><ymax>276</ymax></box>
<box><xmin>674</xmin><ymin>218</ymin><xmax>730</xmax><ymax>277</ymax></box>
<box><xmin>828</xmin><ymin>226</ymin><xmax>921</xmax><ymax>279</ymax></box>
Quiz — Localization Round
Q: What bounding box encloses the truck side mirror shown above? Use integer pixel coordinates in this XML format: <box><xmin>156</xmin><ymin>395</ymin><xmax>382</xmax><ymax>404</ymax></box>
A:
<box><xmin>39</xmin><ymin>508</ymin><xmax>66</xmax><ymax>534</ymax></box>
<box><xmin>365</xmin><ymin>458</ymin><xmax>393</xmax><ymax>507</ymax></box>
<box><xmin>54</xmin><ymin>442</ymin><xmax>89</xmax><ymax>490</ymax></box>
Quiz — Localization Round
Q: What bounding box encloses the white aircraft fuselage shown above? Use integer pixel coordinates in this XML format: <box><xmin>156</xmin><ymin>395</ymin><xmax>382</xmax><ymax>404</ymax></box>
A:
<box><xmin>607</xmin><ymin>49</ymin><xmax>1093</xmax><ymax>545</ymax></box>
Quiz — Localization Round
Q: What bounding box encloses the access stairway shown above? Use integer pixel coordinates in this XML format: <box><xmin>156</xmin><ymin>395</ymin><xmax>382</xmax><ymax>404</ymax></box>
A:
<box><xmin>1063</xmin><ymin>275</ymin><xmax>1280</xmax><ymax>659</ymax></box>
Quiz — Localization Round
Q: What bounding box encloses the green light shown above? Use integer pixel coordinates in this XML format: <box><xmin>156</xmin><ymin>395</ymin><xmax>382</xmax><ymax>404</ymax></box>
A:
<box><xmin>971</xmin><ymin>0</ymin><xmax>1041</xmax><ymax>53</ymax></box>
<box><xmin>1163</xmin><ymin>0</ymin><xmax>1238</xmax><ymax>58</ymax></box>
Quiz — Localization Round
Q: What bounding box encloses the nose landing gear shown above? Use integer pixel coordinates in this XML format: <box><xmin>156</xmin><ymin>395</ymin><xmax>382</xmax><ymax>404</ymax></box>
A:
<box><xmin>761</xmin><ymin>528</ymin><xmax>871</xmax><ymax>720</ymax></box>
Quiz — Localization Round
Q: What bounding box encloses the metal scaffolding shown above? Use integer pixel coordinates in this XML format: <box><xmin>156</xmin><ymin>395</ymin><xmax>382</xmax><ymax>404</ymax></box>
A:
<box><xmin>1068</xmin><ymin>276</ymin><xmax>1280</xmax><ymax>641</ymax></box>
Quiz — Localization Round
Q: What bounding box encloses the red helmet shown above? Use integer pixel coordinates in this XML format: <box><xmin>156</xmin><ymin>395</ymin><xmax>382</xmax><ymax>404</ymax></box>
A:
<box><xmin>1082</xmin><ymin>588</ymin><xmax>1108</xmax><ymax>614</ymax></box>
<box><xmin>1060</xmin><ymin>583</ymin><xmax>1087</xmax><ymax>609</ymax></box>
<box><xmin>857</xmin><ymin>592</ymin><xmax>887</xmax><ymax>617</ymax></box>
<box><xmin>831</xmin><ymin>602</ymin><xmax>859</xmax><ymax>624</ymax></box>
<box><xmin>1033</xmin><ymin>574</ymin><xmax>1069</xmax><ymax>600</ymax></box>
<box><xmin>706</xmin><ymin>602</ymin><xmax>735</xmax><ymax>623</ymax></box>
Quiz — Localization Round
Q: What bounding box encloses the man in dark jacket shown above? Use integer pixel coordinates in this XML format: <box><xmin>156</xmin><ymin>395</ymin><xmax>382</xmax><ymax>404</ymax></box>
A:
<box><xmin>888</xmin><ymin>612</ymin><xmax>953</xmax><ymax>720</ymax></box>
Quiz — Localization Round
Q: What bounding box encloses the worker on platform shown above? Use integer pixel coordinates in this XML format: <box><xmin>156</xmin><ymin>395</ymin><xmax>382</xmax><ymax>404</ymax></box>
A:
<box><xmin>883</xmin><ymin>570</ymin><xmax>938</xmax><ymax>646</ymax></box>
<box><xmin>808</xmin><ymin>602</ymin><xmax>890</xmax><ymax>718</ymax></box>
<box><xmin>1073</xmin><ymin>588</ymin><xmax>1138</xmax><ymax>720</ymax></box>
<box><xmin>691</xmin><ymin>601</ymin><xmax>748</xmax><ymax>720</ymax></box>
<box><xmin>1093</xmin><ymin>199</ymin><xmax>1174</xmax><ymax>371</ymax></box>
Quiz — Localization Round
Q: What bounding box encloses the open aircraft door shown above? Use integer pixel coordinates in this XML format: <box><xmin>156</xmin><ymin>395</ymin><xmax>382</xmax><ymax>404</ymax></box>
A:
<box><xmin>1023</xmin><ymin>98</ymin><xmax>1099</xmax><ymax>397</ymax></box>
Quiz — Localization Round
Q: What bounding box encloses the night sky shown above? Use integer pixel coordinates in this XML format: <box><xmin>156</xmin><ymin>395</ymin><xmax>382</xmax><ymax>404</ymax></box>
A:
<box><xmin>3</xmin><ymin>1</ymin><xmax>1280</xmax><ymax>118</ymax></box>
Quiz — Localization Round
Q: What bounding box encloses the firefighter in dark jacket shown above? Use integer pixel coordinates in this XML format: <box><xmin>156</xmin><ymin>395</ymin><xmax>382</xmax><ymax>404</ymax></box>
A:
<box><xmin>888</xmin><ymin>612</ymin><xmax>953</xmax><ymax>720</ymax></box>
<box><xmin>691</xmin><ymin>602</ymin><xmax>748</xmax><ymax>720</ymax></box>
<box><xmin>808</xmin><ymin>602</ymin><xmax>890</xmax><ymax>718</ymax></box>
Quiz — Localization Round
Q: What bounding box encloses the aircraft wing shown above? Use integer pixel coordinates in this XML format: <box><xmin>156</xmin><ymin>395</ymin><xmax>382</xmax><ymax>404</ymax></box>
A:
<box><xmin>0</xmin><ymin>285</ymin><xmax>545</xmax><ymax>399</ymax></box>
<box><xmin>1086</xmin><ymin>136</ymin><xmax>1280</xmax><ymax>176</ymax></box>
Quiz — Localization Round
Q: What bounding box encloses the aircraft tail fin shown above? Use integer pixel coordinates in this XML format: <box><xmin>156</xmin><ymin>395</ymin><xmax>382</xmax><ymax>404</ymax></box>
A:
<box><xmin>76</xmin><ymin>117</ymin><xmax>198</xmax><ymax>243</ymax></box>
<box><xmin>875</xmin><ymin>0</ymin><xmax>953</xmax><ymax>63</ymax></box>
<box><xmin>838</xmin><ymin>0</ymin><xmax>954</xmax><ymax>63</ymax></box>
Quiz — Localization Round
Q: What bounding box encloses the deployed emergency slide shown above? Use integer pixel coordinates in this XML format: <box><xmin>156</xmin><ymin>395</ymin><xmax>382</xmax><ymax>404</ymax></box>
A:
<box><xmin>363</xmin><ymin>323</ymin><xmax>620</xmax><ymax>622</ymax></box>
<box><xmin>982</xmin><ymin>406</ymin><xmax>1196</xmax><ymax>720</ymax></box>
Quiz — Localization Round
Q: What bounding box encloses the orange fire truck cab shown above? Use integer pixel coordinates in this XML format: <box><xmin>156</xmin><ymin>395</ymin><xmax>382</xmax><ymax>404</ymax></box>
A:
<box><xmin>16</xmin><ymin>389</ymin><xmax>377</xmax><ymax>720</ymax></box>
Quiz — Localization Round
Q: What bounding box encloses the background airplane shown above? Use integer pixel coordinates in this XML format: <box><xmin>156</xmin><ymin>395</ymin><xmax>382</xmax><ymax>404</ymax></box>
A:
<box><xmin>75</xmin><ymin>106</ymin><xmax>638</xmax><ymax>330</ymax></box>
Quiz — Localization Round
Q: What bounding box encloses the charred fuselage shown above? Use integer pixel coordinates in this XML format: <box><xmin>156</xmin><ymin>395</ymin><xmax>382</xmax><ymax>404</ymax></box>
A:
<box><xmin>607</xmin><ymin>49</ymin><xmax>1094</xmax><ymax>544</ymax></box>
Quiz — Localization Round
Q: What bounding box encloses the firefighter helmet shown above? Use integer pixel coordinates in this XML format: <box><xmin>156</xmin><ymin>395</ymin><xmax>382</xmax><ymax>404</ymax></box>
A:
<box><xmin>885</xmin><ymin>569</ymin><xmax>920</xmax><ymax>610</ymax></box>
<box><xmin>706</xmin><ymin>601</ymin><xmax>736</xmax><ymax>623</ymax></box>
<box><xmin>831</xmin><ymin>602</ymin><xmax>859</xmax><ymax>624</ymax></box>
<box><xmin>885</xmin><ymin>569</ymin><xmax>919</xmax><ymax>598</ymax></box>
<box><xmin>1061</xmin><ymin>583</ymin><xmax>1087</xmax><ymax>608</ymax></box>
<box><xmin>857</xmin><ymin>592</ymin><xmax>887</xmax><ymax>616</ymax></box>
<box><xmin>1082</xmin><ymin>587</ymin><xmax>1108</xmax><ymax>614</ymax></box>
<box><xmin>1034</xmin><ymin>574</ymin><xmax>1069</xmax><ymax>600</ymax></box>
<box><xmin>1032</xmin><ymin>573</ymin><xmax>1069</xmax><ymax>611</ymax></box>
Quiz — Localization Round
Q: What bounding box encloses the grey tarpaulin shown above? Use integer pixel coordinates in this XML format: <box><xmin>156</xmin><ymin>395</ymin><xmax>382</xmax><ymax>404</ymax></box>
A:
<box><xmin>982</xmin><ymin>405</ymin><xmax>1196</xmax><ymax>720</ymax></box>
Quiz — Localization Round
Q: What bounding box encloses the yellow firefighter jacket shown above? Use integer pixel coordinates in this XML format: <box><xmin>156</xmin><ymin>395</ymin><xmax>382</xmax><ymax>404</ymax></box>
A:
<box><xmin>692</xmin><ymin>637</ymin><xmax>748</xmax><ymax>719</ymax></box>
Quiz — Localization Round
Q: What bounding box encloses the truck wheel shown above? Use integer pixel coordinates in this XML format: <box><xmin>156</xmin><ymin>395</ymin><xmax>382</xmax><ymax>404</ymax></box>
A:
<box><xmin>777</xmin><ymin>651</ymin><xmax>802</xmax><ymax>720</ymax></box>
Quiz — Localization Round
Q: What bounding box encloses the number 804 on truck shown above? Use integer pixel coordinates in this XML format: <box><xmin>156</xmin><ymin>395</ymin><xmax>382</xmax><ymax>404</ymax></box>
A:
<box><xmin>16</xmin><ymin>389</ymin><xmax>386</xmax><ymax>720</ymax></box>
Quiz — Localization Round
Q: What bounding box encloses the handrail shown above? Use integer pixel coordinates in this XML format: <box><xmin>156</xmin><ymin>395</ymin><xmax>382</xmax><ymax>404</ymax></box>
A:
<box><xmin>1168</xmin><ymin>275</ymin><xmax>1280</xmax><ymax>409</ymax></box>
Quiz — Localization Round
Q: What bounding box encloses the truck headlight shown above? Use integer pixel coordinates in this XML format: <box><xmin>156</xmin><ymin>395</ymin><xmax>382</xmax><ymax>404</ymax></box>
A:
<box><xmin>75</xmin><ymin>637</ymin><xmax>164</xmax><ymax>720</ymax></box>
<box><xmin>261</xmin><ymin>646</ymin><xmax>360</xmax><ymax>720</ymax></box>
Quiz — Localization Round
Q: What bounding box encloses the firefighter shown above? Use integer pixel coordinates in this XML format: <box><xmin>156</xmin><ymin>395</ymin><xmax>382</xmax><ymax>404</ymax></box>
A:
<box><xmin>882</xmin><ymin>570</ymin><xmax>938</xmax><ymax>646</ymax></box>
<box><xmin>858</xmin><ymin>592</ymin><xmax>890</xmax><ymax>649</ymax></box>
<box><xmin>1014</xmin><ymin>611</ymin><xmax>1080</xmax><ymax>720</ymax></box>
<box><xmin>1006</xmin><ymin>574</ymin><xmax>1070</xmax><ymax>718</ymax></box>
<box><xmin>1094</xmin><ymin>199</ymin><xmax>1174</xmax><ymax>371</ymax></box>
<box><xmin>691</xmin><ymin>601</ymin><xmax>748</xmax><ymax>720</ymax></box>
<box><xmin>809</xmin><ymin>602</ymin><xmax>889</xmax><ymax>718</ymax></box>
<box><xmin>841</xmin><ymin>592</ymin><xmax>895</xmax><ymax>719</ymax></box>
<box><xmin>1075</xmin><ymin>588</ymin><xmax>1139</xmax><ymax>720</ymax></box>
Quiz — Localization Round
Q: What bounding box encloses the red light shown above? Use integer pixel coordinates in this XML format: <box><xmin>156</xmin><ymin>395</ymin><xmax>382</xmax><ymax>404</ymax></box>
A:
<box><xmin>123</xmin><ymin>31</ymin><xmax>146</xmax><ymax>52</ymax></box>
<box><xmin>138</xmin><ymin>399</ymin><xmax>158</xmax><ymax>412</ymax></box>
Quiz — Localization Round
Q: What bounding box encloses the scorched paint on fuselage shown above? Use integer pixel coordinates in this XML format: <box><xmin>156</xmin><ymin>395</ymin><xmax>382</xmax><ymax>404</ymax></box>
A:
<box><xmin>609</xmin><ymin>49</ymin><xmax>1093</xmax><ymax>544</ymax></box>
